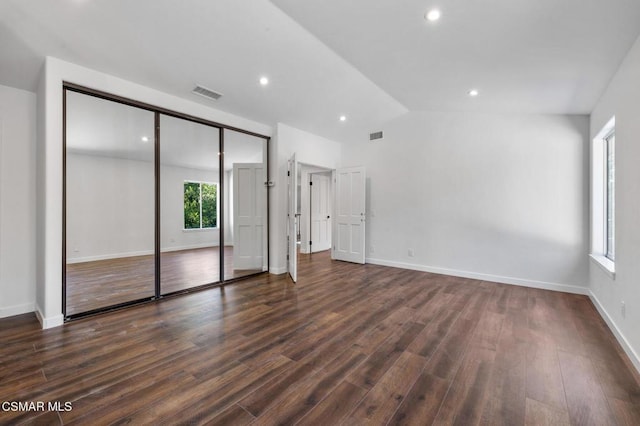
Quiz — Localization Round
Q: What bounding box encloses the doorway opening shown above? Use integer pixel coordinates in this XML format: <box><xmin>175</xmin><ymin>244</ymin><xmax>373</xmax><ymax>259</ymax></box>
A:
<box><xmin>299</xmin><ymin>165</ymin><xmax>333</xmax><ymax>256</ymax></box>
<box><xmin>287</xmin><ymin>159</ymin><xmax>366</xmax><ymax>283</ymax></box>
<box><xmin>287</xmin><ymin>159</ymin><xmax>334</xmax><ymax>283</ymax></box>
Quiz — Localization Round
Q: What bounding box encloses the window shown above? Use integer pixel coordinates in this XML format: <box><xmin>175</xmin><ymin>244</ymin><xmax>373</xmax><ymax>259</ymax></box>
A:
<box><xmin>590</xmin><ymin>116</ymin><xmax>615</xmax><ymax>276</ymax></box>
<box><xmin>605</xmin><ymin>131</ymin><xmax>615</xmax><ymax>261</ymax></box>
<box><xmin>184</xmin><ymin>181</ymin><xmax>217</xmax><ymax>229</ymax></box>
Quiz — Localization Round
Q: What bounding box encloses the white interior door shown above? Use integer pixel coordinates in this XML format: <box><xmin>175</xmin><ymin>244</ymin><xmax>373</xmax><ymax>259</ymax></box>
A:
<box><xmin>233</xmin><ymin>163</ymin><xmax>265</xmax><ymax>270</ymax></box>
<box><xmin>333</xmin><ymin>166</ymin><xmax>366</xmax><ymax>264</ymax></box>
<box><xmin>310</xmin><ymin>173</ymin><xmax>331</xmax><ymax>252</ymax></box>
<box><xmin>288</xmin><ymin>154</ymin><xmax>298</xmax><ymax>282</ymax></box>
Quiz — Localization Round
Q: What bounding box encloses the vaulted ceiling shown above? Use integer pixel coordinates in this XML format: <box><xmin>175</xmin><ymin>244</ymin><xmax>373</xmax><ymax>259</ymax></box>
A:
<box><xmin>1</xmin><ymin>0</ymin><xmax>639</xmax><ymax>143</ymax></box>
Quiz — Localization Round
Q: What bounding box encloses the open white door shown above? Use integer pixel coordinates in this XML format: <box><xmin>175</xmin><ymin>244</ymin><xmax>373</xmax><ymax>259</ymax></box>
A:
<box><xmin>310</xmin><ymin>173</ymin><xmax>331</xmax><ymax>252</ymax></box>
<box><xmin>233</xmin><ymin>163</ymin><xmax>266</xmax><ymax>270</ymax></box>
<box><xmin>287</xmin><ymin>154</ymin><xmax>298</xmax><ymax>282</ymax></box>
<box><xmin>333</xmin><ymin>166</ymin><xmax>366</xmax><ymax>264</ymax></box>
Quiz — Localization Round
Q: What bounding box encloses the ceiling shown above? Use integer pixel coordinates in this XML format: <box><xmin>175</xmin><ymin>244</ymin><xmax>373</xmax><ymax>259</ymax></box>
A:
<box><xmin>2</xmin><ymin>0</ymin><xmax>640</xmax><ymax>143</ymax></box>
<box><xmin>272</xmin><ymin>0</ymin><xmax>640</xmax><ymax>115</ymax></box>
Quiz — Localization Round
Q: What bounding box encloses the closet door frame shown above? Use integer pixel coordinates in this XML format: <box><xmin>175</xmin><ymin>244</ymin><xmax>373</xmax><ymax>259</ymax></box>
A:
<box><xmin>62</xmin><ymin>83</ymin><xmax>270</xmax><ymax>320</ymax></box>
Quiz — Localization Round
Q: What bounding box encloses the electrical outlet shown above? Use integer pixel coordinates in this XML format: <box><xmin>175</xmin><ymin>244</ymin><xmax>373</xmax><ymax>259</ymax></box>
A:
<box><xmin>73</xmin><ymin>248</ymin><xmax>79</xmax><ymax>253</ymax></box>
<box><xmin>408</xmin><ymin>248</ymin><xmax>414</xmax><ymax>257</ymax></box>
<box><xmin>621</xmin><ymin>301</ymin><xmax>626</xmax><ymax>319</ymax></box>
<box><xmin>370</xmin><ymin>245</ymin><xmax>375</xmax><ymax>254</ymax></box>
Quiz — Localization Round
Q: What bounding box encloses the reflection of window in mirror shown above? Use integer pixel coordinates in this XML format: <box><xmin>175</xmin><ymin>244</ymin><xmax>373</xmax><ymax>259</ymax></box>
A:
<box><xmin>183</xmin><ymin>181</ymin><xmax>218</xmax><ymax>229</ymax></box>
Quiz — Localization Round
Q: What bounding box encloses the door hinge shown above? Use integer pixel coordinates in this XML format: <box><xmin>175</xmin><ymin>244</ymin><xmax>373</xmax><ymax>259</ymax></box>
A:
<box><xmin>287</xmin><ymin>254</ymin><xmax>289</xmax><ymax>260</ymax></box>
<box><xmin>287</xmin><ymin>171</ymin><xmax>290</xmax><ymax>177</ymax></box>
<box><xmin>309</xmin><ymin>241</ymin><xmax>312</xmax><ymax>246</ymax></box>
<box><xmin>309</xmin><ymin>181</ymin><xmax>313</xmax><ymax>185</ymax></box>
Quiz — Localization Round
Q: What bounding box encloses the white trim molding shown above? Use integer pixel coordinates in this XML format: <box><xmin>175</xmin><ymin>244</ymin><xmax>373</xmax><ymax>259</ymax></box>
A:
<box><xmin>589</xmin><ymin>254</ymin><xmax>616</xmax><ymax>279</ymax></box>
<box><xmin>35</xmin><ymin>303</ymin><xmax>64</xmax><ymax>329</ymax></box>
<box><xmin>269</xmin><ymin>266</ymin><xmax>287</xmax><ymax>275</ymax></box>
<box><xmin>66</xmin><ymin>244</ymin><xmax>225</xmax><ymax>264</ymax></box>
<box><xmin>366</xmin><ymin>258</ymin><xmax>589</xmax><ymax>295</ymax></box>
<box><xmin>589</xmin><ymin>291</ymin><xmax>640</xmax><ymax>374</ymax></box>
<box><xmin>0</xmin><ymin>302</ymin><xmax>35</xmax><ymax>319</ymax></box>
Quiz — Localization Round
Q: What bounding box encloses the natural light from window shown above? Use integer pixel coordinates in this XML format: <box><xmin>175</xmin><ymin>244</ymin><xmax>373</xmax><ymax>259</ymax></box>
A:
<box><xmin>590</xmin><ymin>116</ymin><xmax>615</xmax><ymax>277</ymax></box>
<box><xmin>184</xmin><ymin>181</ymin><xmax>218</xmax><ymax>229</ymax></box>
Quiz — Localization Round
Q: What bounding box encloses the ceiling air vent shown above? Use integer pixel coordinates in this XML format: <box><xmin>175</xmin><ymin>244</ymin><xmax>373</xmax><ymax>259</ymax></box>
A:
<box><xmin>369</xmin><ymin>131</ymin><xmax>383</xmax><ymax>141</ymax></box>
<box><xmin>192</xmin><ymin>85</ymin><xmax>222</xmax><ymax>101</ymax></box>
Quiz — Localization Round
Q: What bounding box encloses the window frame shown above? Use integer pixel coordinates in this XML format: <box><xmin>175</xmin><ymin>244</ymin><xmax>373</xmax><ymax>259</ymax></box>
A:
<box><xmin>590</xmin><ymin>116</ymin><xmax>616</xmax><ymax>277</ymax></box>
<box><xmin>183</xmin><ymin>180</ymin><xmax>219</xmax><ymax>230</ymax></box>
<box><xmin>604</xmin><ymin>130</ymin><xmax>615</xmax><ymax>262</ymax></box>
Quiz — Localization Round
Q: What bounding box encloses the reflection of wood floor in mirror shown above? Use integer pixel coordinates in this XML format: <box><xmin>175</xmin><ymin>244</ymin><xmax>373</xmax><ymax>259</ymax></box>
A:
<box><xmin>65</xmin><ymin>246</ymin><xmax>262</xmax><ymax>315</ymax></box>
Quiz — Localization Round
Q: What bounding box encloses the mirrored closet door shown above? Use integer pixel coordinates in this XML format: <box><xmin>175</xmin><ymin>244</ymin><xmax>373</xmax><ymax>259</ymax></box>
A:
<box><xmin>64</xmin><ymin>86</ymin><xmax>270</xmax><ymax>319</ymax></box>
<box><xmin>160</xmin><ymin>115</ymin><xmax>221</xmax><ymax>294</ymax></box>
<box><xmin>65</xmin><ymin>91</ymin><xmax>156</xmax><ymax>316</ymax></box>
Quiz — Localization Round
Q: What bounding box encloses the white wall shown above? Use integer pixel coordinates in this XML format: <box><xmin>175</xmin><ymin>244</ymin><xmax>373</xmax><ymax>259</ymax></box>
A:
<box><xmin>0</xmin><ymin>84</ymin><xmax>37</xmax><ymax>318</ymax></box>
<box><xmin>341</xmin><ymin>111</ymin><xmax>590</xmax><ymax>292</ymax></box>
<box><xmin>38</xmin><ymin>57</ymin><xmax>272</xmax><ymax>328</ymax></box>
<box><xmin>269</xmin><ymin>123</ymin><xmax>342</xmax><ymax>273</ymax></box>
<box><xmin>589</xmin><ymin>34</ymin><xmax>640</xmax><ymax>371</ymax></box>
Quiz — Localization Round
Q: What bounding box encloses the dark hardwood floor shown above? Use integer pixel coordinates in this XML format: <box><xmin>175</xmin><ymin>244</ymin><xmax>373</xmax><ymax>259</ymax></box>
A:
<box><xmin>2</xmin><ymin>251</ymin><xmax>640</xmax><ymax>425</ymax></box>
<box><xmin>65</xmin><ymin>246</ymin><xmax>262</xmax><ymax>315</ymax></box>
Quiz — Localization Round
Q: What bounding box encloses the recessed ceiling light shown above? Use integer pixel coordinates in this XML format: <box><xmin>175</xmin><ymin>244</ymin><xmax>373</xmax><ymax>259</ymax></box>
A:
<box><xmin>259</xmin><ymin>76</ymin><xmax>269</xmax><ymax>86</ymax></box>
<box><xmin>339</xmin><ymin>115</ymin><xmax>347</xmax><ymax>122</ymax></box>
<box><xmin>468</xmin><ymin>89</ymin><xmax>479</xmax><ymax>97</ymax></box>
<box><xmin>141</xmin><ymin>136</ymin><xmax>150</xmax><ymax>143</ymax></box>
<box><xmin>425</xmin><ymin>9</ymin><xmax>441</xmax><ymax>22</ymax></box>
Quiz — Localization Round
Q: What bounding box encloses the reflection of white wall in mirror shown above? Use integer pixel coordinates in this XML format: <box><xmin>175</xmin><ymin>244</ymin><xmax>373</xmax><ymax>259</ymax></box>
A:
<box><xmin>224</xmin><ymin>130</ymin><xmax>265</xmax><ymax>169</ymax></box>
<box><xmin>66</xmin><ymin>153</ymin><xmax>226</xmax><ymax>263</ymax></box>
<box><xmin>160</xmin><ymin>114</ymin><xmax>220</xmax><ymax>170</ymax></box>
<box><xmin>66</xmin><ymin>153</ymin><xmax>155</xmax><ymax>263</ymax></box>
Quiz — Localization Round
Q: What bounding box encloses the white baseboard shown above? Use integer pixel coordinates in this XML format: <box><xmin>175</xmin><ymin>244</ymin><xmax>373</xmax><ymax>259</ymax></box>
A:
<box><xmin>365</xmin><ymin>257</ymin><xmax>589</xmax><ymax>295</ymax></box>
<box><xmin>161</xmin><ymin>243</ymin><xmax>221</xmax><ymax>253</ymax></box>
<box><xmin>67</xmin><ymin>244</ymin><xmax>226</xmax><ymax>263</ymax></box>
<box><xmin>35</xmin><ymin>303</ymin><xmax>64</xmax><ymax>329</ymax></box>
<box><xmin>269</xmin><ymin>265</ymin><xmax>287</xmax><ymax>275</ymax></box>
<box><xmin>0</xmin><ymin>302</ymin><xmax>35</xmax><ymax>319</ymax></box>
<box><xmin>589</xmin><ymin>291</ymin><xmax>640</xmax><ymax>374</ymax></box>
<box><xmin>67</xmin><ymin>249</ymin><xmax>155</xmax><ymax>264</ymax></box>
